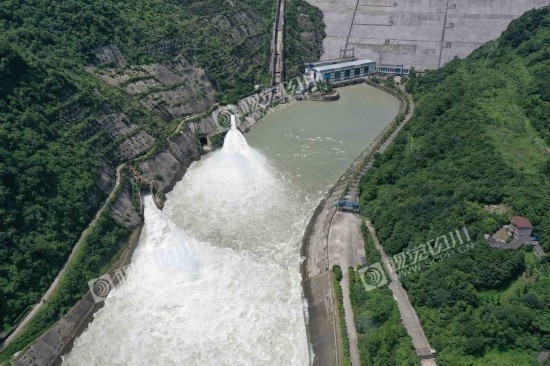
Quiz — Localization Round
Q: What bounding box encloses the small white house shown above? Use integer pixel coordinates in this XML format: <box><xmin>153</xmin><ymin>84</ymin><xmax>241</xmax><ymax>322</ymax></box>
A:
<box><xmin>305</xmin><ymin>59</ymin><xmax>376</xmax><ymax>84</ymax></box>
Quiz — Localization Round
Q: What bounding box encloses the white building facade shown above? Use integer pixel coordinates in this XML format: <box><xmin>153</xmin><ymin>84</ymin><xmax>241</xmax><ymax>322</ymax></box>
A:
<box><xmin>305</xmin><ymin>59</ymin><xmax>376</xmax><ymax>84</ymax></box>
<box><xmin>376</xmin><ymin>64</ymin><xmax>411</xmax><ymax>76</ymax></box>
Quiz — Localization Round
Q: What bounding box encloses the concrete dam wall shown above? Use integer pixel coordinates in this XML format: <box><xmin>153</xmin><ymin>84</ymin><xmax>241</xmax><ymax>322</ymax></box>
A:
<box><xmin>306</xmin><ymin>0</ymin><xmax>550</xmax><ymax>70</ymax></box>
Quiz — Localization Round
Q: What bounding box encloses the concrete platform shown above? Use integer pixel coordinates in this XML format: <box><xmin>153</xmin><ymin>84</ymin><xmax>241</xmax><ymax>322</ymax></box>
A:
<box><xmin>303</xmin><ymin>273</ymin><xmax>339</xmax><ymax>366</ymax></box>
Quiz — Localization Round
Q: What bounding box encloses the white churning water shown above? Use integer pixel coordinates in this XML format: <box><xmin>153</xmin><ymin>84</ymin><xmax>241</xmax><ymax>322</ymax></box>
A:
<box><xmin>63</xmin><ymin>85</ymin><xmax>399</xmax><ymax>365</ymax></box>
<box><xmin>63</xmin><ymin>116</ymin><xmax>312</xmax><ymax>365</ymax></box>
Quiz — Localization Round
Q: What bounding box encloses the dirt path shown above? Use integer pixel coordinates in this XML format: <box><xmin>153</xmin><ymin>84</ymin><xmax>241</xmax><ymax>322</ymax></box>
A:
<box><xmin>2</xmin><ymin>164</ymin><xmax>125</xmax><ymax>349</ymax></box>
<box><xmin>364</xmin><ymin>220</ymin><xmax>437</xmax><ymax>365</ymax></box>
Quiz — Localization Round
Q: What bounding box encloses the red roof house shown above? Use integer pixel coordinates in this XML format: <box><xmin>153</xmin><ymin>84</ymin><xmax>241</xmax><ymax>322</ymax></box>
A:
<box><xmin>510</xmin><ymin>216</ymin><xmax>533</xmax><ymax>237</ymax></box>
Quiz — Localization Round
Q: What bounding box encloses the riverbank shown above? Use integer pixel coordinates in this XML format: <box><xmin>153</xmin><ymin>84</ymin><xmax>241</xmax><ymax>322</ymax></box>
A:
<box><xmin>300</xmin><ymin>80</ymin><xmax>413</xmax><ymax>366</ymax></box>
<box><xmin>7</xmin><ymin>89</ymin><xmax>281</xmax><ymax>365</ymax></box>
<box><xmin>9</xmin><ymin>81</ymin><xmax>400</xmax><ymax>365</ymax></box>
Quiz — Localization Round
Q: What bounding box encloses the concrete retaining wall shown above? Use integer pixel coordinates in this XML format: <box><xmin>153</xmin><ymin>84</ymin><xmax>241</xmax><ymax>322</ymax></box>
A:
<box><xmin>301</xmin><ymin>81</ymin><xmax>410</xmax><ymax>365</ymax></box>
<box><xmin>10</xmin><ymin>89</ymin><xmax>280</xmax><ymax>365</ymax></box>
<box><xmin>306</xmin><ymin>0</ymin><xmax>550</xmax><ymax>70</ymax></box>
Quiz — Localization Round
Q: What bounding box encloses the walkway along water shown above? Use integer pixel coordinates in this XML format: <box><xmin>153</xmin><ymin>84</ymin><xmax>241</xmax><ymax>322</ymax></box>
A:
<box><xmin>8</xmin><ymin>80</ymin><xmax>407</xmax><ymax>366</ymax></box>
<box><xmin>301</xmin><ymin>80</ymin><xmax>430</xmax><ymax>366</ymax></box>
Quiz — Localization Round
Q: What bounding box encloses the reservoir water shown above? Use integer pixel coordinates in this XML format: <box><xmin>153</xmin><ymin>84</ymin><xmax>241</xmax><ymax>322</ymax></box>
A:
<box><xmin>63</xmin><ymin>84</ymin><xmax>398</xmax><ymax>365</ymax></box>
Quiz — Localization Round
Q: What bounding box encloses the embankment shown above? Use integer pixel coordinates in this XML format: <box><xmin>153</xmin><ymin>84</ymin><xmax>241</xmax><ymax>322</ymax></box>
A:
<box><xmin>11</xmin><ymin>96</ymin><xmax>272</xmax><ymax>366</ymax></box>
<box><xmin>301</xmin><ymin>80</ymin><xmax>413</xmax><ymax>366</ymax></box>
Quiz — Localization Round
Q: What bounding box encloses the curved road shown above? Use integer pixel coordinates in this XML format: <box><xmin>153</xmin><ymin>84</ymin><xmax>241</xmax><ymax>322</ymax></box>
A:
<box><xmin>326</xmin><ymin>86</ymin><xmax>417</xmax><ymax>365</ymax></box>
<box><xmin>2</xmin><ymin>164</ymin><xmax>125</xmax><ymax>349</ymax></box>
<box><xmin>303</xmin><ymin>85</ymin><xmax>420</xmax><ymax>365</ymax></box>
<box><xmin>329</xmin><ymin>88</ymin><xmax>436</xmax><ymax>365</ymax></box>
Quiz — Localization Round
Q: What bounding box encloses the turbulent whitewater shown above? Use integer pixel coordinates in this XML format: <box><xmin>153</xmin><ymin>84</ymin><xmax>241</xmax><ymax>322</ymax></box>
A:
<box><xmin>63</xmin><ymin>118</ymin><xmax>312</xmax><ymax>365</ymax></box>
<box><xmin>63</xmin><ymin>85</ymin><xmax>399</xmax><ymax>365</ymax></box>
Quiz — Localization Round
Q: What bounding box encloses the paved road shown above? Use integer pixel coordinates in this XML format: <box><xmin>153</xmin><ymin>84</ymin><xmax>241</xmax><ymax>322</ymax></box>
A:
<box><xmin>302</xmin><ymin>87</ymin><xmax>417</xmax><ymax>365</ymax></box>
<box><xmin>364</xmin><ymin>220</ymin><xmax>437</xmax><ymax>365</ymax></box>
<box><xmin>302</xmin><ymin>273</ymin><xmax>339</xmax><ymax>366</ymax></box>
<box><xmin>328</xmin><ymin>212</ymin><xmax>364</xmax><ymax>366</ymax></box>
<box><xmin>2</xmin><ymin>164</ymin><xmax>125</xmax><ymax>349</ymax></box>
<box><xmin>338</xmin><ymin>276</ymin><xmax>358</xmax><ymax>366</ymax></box>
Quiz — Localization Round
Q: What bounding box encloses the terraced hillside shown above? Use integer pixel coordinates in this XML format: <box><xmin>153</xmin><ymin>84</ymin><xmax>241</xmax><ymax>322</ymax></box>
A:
<box><xmin>0</xmin><ymin>0</ymin><xmax>324</xmax><ymax>358</ymax></box>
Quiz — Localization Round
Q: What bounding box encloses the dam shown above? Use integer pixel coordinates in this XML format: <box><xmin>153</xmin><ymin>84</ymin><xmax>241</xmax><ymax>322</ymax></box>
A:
<box><xmin>307</xmin><ymin>0</ymin><xmax>550</xmax><ymax>70</ymax></box>
<box><xmin>61</xmin><ymin>84</ymin><xmax>398</xmax><ymax>365</ymax></box>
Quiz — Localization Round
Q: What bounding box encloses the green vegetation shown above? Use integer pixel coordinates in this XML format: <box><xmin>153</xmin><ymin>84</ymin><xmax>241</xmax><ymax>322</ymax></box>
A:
<box><xmin>350</xmin><ymin>225</ymin><xmax>417</xmax><ymax>365</ymax></box>
<box><xmin>0</xmin><ymin>0</ymin><xmax>325</xmax><ymax>354</ymax></box>
<box><xmin>349</xmin><ymin>266</ymin><xmax>418</xmax><ymax>365</ymax></box>
<box><xmin>0</xmin><ymin>213</ymin><xmax>130</xmax><ymax>362</ymax></box>
<box><xmin>284</xmin><ymin>0</ymin><xmax>325</xmax><ymax>78</ymax></box>
<box><xmin>359</xmin><ymin>7</ymin><xmax>550</xmax><ymax>364</ymax></box>
<box><xmin>361</xmin><ymin>222</ymin><xmax>381</xmax><ymax>264</ymax></box>
<box><xmin>331</xmin><ymin>265</ymin><xmax>351</xmax><ymax>366</ymax></box>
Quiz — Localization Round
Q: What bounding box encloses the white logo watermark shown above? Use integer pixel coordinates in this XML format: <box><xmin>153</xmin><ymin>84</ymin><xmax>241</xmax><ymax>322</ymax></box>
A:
<box><xmin>359</xmin><ymin>262</ymin><xmax>388</xmax><ymax>292</ymax></box>
<box><xmin>212</xmin><ymin>76</ymin><xmax>320</xmax><ymax>130</ymax></box>
<box><xmin>88</xmin><ymin>265</ymin><xmax>129</xmax><ymax>303</ymax></box>
<box><xmin>359</xmin><ymin>227</ymin><xmax>473</xmax><ymax>291</ymax></box>
<box><xmin>88</xmin><ymin>238</ymin><xmax>202</xmax><ymax>303</ymax></box>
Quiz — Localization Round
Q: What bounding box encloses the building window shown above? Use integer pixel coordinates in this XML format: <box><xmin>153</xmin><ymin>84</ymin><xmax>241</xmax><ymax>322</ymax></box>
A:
<box><xmin>363</xmin><ymin>66</ymin><xmax>370</xmax><ymax>74</ymax></box>
<box><xmin>335</xmin><ymin>71</ymin><xmax>341</xmax><ymax>80</ymax></box>
<box><xmin>344</xmin><ymin>69</ymin><xmax>351</xmax><ymax>78</ymax></box>
<box><xmin>324</xmin><ymin>73</ymin><xmax>331</xmax><ymax>81</ymax></box>
<box><xmin>354</xmin><ymin>68</ymin><xmax>361</xmax><ymax>76</ymax></box>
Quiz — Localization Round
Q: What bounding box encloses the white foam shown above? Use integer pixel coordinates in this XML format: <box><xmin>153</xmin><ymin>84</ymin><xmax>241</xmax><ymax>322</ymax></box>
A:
<box><xmin>63</xmin><ymin>117</ymin><xmax>311</xmax><ymax>366</ymax></box>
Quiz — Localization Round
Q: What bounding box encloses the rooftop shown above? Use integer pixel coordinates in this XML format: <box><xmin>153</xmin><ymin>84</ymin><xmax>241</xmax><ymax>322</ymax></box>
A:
<box><xmin>305</xmin><ymin>57</ymin><xmax>357</xmax><ymax>67</ymax></box>
<box><xmin>512</xmin><ymin>216</ymin><xmax>533</xmax><ymax>229</ymax></box>
<box><xmin>312</xmin><ymin>59</ymin><xmax>376</xmax><ymax>73</ymax></box>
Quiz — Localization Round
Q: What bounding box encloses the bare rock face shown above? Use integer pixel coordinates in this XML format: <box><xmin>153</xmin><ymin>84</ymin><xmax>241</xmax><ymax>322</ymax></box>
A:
<box><xmin>91</xmin><ymin>44</ymin><xmax>127</xmax><ymax>68</ymax></box>
<box><xmin>73</xmin><ymin>45</ymin><xmax>219</xmax><ymax>225</ymax></box>
<box><xmin>190</xmin><ymin>115</ymin><xmax>221</xmax><ymax>136</ymax></box>
<box><xmin>113</xmin><ymin>131</ymin><xmax>156</xmax><ymax>162</ymax></box>
<box><xmin>97</xmin><ymin>161</ymin><xmax>115</xmax><ymax>193</ymax></box>
<box><xmin>97</xmin><ymin>112</ymin><xmax>137</xmax><ymax>139</ymax></box>
<box><xmin>14</xmin><ymin>293</ymin><xmax>100</xmax><ymax>366</ymax></box>
<box><xmin>89</xmin><ymin>47</ymin><xmax>217</xmax><ymax>120</ymax></box>
<box><xmin>168</xmin><ymin>130</ymin><xmax>202</xmax><ymax>163</ymax></box>
<box><xmin>138</xmin><ymin>130</ymin><xmax>201</xmax><ymax>193</ymax></box>
<box><xmin>110</xmin><ymin>184</ymin><xmax>142</xmax><ymax>229</ymax></box>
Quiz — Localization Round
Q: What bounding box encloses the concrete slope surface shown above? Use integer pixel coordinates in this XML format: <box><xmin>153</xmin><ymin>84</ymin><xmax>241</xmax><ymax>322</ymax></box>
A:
<box><xmin>305</xmin><ymin>0</ymin><xmax>550</xmax><ymax>70</ymax></box>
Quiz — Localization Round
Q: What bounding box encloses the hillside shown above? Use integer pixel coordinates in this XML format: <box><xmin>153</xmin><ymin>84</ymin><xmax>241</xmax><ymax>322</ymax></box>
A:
<box><xmin>359</xmin><ymin>7</ymin><xmax>550</xmax><ymax>365</ymax></box>
<box><xmin>0</xmin><ymin>0</ymin><xmax>324</xmax><ymax>352</ymax></box>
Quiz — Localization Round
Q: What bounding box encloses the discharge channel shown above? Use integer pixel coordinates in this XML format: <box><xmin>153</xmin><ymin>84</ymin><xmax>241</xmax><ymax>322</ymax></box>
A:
<box><xmin>63</xmin><ymin>84</ymin><xmax>398</xmax><ymax>365</ymax></box>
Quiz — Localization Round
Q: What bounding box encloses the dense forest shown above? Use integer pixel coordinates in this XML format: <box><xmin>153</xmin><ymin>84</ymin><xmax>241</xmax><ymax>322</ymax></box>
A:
<box><xmin>0</xmin><ymin>0</ymin><xmax>324</xmax><ymax>355</ymax></box>
<box><xmin>350</xmin><ymin>228</ymin><xmax>419</xmax><ymax>365</ymax></box>
<box><xmin>359</xmin><ymin>7</ymin><xmax>550</xmax><ymax>365</ymax></box>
